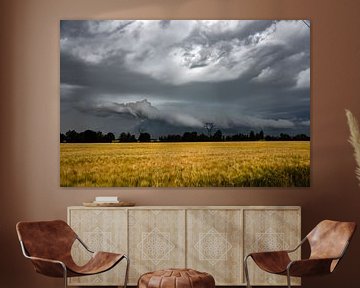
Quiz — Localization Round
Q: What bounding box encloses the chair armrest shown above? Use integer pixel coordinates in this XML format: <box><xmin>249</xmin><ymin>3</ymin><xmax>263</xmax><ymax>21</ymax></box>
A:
<box><xmin>245</xmin><ymin>237</ymin><xmax>306</xmax><ymax>260</ymax></box>
<box><xmin>19</xmin><ymin>240</ymin><xmax>67</xmax><ymax>277</ymax></box>
<box><xmin>285</xmin><ymin>237</ymin><xmax>307</xmax><ymax>253</ymax></box>
<box><xmin>26</xmin><ymin>255</ymin><xmax>65</xmax><ymax>265</ymax></box>
<box><xmin>287</xmin><ymin>258</ymin><xmax>336</xmax><ymax>277</ymax></box>
<box><xmin>247</xmin><ymin>250</ymin><xmax>291</xmax><ymax>260</ymax></box>
<box><xmin>26</xmin><ymin>255</ymin><xmax>67</xmax><ymax>278</ymax></box>
<box><xmin>76</xmin><ymin>236</ymin><xmax>94</xmax><ymax>253</ymax></box>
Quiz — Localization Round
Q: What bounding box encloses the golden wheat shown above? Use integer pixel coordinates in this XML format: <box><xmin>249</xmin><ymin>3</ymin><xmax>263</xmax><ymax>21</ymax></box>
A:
<box><xmin>60</xmin><ymin>141</ymin><xmax>310</xmax><ymax>187</ymax></box>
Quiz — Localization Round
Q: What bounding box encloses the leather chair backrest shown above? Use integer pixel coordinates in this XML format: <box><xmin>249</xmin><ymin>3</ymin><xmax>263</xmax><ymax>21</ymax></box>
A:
<box><xmin>307</xmin><ymin>220</ymin><xmax>356</xmax><ymax>260</ymax></box>
<box><xmin>16</xmin><ymin>220</ymin><xmax>77</xmax><ymax>262</ymax></box>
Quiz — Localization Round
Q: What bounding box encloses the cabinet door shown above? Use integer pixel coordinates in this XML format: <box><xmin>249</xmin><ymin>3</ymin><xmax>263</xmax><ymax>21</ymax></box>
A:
<box><xmin>243</xmin><ymin>209</ymin><xmax>301</xmax><ymax>286</ymax></box>
<box><xmin>187</xmin><ymin>209</ymin><xmax>243</xmax><ymax>285</ymax></box>
<box><xmin>68</xmin><ymin>208</ymin><xmax>127</xmax><ymax>286</ymax></box>
<box><xmin>128</xmin><ymin>209</ymin><xmax>186</xmax><ymax>284</ymax></box>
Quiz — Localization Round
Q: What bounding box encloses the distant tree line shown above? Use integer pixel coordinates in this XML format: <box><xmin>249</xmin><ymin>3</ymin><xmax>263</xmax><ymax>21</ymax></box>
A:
<box><xmin>61</xmin><ymin>130</ymin><xmax>153</xmax><ymax>143</ymax></box>
<box><xmin>60</xmin><ymin>130</ymin><xmax>116</xmax><ymax>143</ymax></box>
<box><xmin>159</xmin><ymin>130</ymin><xmax>224</xmax><ymax>142</ymax></box>
<box><xmin>60</xmin><ymin>129</ymin><xmax>310</xmax><ymax>143</ymax></box>
<box><xmin>159</xmin><ymin>130</ymin><xmax>309</xmax><ymax>142</ymax></box>
<box><xmin>225</xmin><ymin>131</ymin><xmax>310</xmax><ymax>142</ymax></box>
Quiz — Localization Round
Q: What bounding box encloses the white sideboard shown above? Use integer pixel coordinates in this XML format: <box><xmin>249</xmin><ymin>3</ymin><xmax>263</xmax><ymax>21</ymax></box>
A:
<box><xmin>67</xmin><ymin>206</ymin><xmax>301</xmax><ymax>286</ymax></box>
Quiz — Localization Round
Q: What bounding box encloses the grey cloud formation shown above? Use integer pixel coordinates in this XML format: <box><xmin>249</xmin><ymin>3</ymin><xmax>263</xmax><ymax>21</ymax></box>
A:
<box><xmin>61</xmin><ymin>20</ymin><xmax>310</xmax><ymax>137</ymax></box>
<box><xmin>89</xmin><ymin>99</ymin><xmax>204</xmax><ymax>128</ymax></box>
<box><xmin>78</xmin><ymin>98</ymin><xmax>296</xmax><ymax>130</ymax></box>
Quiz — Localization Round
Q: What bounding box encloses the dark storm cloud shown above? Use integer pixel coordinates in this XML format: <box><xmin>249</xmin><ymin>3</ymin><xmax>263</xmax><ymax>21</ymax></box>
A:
<box><xmin>60</xmin><ymin>20</ymin><xmax>310</xmax><ymax>137</ymax></box>
<box><xmin>78</xmin><ymin>99</ymin><xmax>203</xmax><ymax>128</ymax></box>
<box><xmin>60</xmin><ymin>51</ymin><xmax>171</xmax><ymax>96</ymax></box>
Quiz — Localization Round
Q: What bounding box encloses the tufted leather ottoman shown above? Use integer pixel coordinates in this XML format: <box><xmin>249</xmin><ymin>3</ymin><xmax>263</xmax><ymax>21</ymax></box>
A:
<box><xmin>138</xmin><ymin>268</ymin><xmax>215</xmax><ymax>288</ymax></box>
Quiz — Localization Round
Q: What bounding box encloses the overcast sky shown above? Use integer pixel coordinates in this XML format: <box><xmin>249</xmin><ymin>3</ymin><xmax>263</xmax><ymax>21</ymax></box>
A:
<box><xmin>60</xmin><ymin>20</ymin><xmax>310</xmax><ymax>137</ymax></box>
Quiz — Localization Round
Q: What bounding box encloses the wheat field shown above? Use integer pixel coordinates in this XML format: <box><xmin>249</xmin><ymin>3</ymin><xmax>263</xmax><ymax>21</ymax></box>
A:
<box><xmin>60</xmin><ymin>141</ymin><xmax>310</xmax><ymax>187</ymax></box>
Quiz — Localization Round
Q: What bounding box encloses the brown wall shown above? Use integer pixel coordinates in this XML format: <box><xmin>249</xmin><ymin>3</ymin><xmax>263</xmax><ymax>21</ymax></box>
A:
<box><xmin>1</xmin><ymin>0</ymin><xmax>360</xmax><ymax>287</ymax></box>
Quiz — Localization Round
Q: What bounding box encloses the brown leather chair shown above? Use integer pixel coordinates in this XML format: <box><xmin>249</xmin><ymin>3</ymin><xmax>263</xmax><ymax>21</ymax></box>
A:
<box><xmin>16</xmin><ymin>220</ymin><xmax>129</xmax><ymax>288</ymax></box>
<box><xmin>244</xmin><ymin>220</ymin><xmax>356</xmax><ymax>288</ymax></box>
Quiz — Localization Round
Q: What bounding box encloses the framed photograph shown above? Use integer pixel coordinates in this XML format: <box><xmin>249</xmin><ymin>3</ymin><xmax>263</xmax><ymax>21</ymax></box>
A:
<box><xmin>60</xmin><ymin>20</ymin><xmax>310</xmax><ymax>187</ymax></box>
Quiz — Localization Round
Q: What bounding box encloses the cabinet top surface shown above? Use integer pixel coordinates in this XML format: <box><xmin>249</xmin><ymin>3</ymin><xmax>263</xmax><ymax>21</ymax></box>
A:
<box><xmin>68</xmin><ymin>205</ymin><xmax>301</xmax><ymax>210</ymax></box>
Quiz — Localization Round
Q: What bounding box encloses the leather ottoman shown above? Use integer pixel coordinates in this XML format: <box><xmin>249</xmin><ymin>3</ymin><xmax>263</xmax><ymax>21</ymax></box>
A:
<box><xmin>138</xmin><ymin>268</ymin><xmax>215</xmax><ymax>288</ymax></box>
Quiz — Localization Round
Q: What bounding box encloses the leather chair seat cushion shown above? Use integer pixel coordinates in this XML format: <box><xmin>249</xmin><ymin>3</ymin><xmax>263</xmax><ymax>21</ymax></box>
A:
<box><xmin>138</xmin><ymin>268</ymin><xmax>215</xmax><ymax>288</ymax></box>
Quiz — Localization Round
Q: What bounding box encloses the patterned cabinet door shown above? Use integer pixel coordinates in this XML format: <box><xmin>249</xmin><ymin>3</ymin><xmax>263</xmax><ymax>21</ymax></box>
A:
<box><xmin>68</xmin><ymin>208</ymin><xmax>128</xmax><ymax>286</ymax></box>
<box><xmin>243</xmin><ymin>209</ymin><xmax>301</xmax><ymax>286</ymax></box>
<box><xmin>128</xmin><ymin>209</ymin><xmax>186</xmax><ymax>284</ymax></box>
<box><xmin>187</xmin><ymin>209</ymin><xmax>243</xmax><ymax>285</ymax></box>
